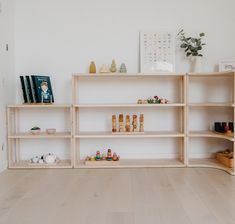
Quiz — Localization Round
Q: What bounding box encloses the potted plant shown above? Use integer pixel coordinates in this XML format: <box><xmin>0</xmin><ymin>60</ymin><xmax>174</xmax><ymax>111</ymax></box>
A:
<box><xmin>177</xmin><ymin>29</ymin><xmax>206</xmax><ymax>72</ymax></box>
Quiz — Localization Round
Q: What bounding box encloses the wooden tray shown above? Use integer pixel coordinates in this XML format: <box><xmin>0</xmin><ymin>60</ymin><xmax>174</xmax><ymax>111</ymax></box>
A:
<box><xmin>85</xmin><ymin>160</ymin><xmax>120</xmax><ymax>166</ymax></box>
<box><xmin>112</xmin><ymin>132</ymin><xmax>144</xmax><ymax>135</ymax></box>
<box><xmin>216</xmin><ymin>153</ymin><xmax>233</xmax><ymax>168</ymax></box>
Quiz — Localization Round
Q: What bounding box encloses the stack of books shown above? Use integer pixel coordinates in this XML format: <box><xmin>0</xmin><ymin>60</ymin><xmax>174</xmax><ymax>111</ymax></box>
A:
<box><xmin>20</xmin><ymin>75</ymin><xmax>54</xmax><ymax>104</ymax></box>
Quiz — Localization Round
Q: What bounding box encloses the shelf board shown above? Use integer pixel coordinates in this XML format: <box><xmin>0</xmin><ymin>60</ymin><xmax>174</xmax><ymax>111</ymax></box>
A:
<box><xmin>75</xmin><ymin>103</ymin><xmax>185</xmax><ymax>108</ymax></box>
<box><xmin>188</xmin><ymin>158</ymin><xmax>234</xmax><ymax>174</ymax></box>
<box><xmin>187</xmin><ymin>71</ymin><xmax>234</xmax><ymax>77</ymax></box>
<box><xmin>76</xmin><ymin>131</ymin><xmax>185</xmax><ymax>139</ymax></box>
<box><xmin>8</xmin><ymin>132</ymin><xmax>72</xmax><ymax>139</ymax></box>
<box><xmin>188</xmin><ymin>131</ymin><xmax>234</xmax><ymax>141</ymax></box>
<box><xmin>73</xmin><ymin>73</ymin><xmax>185</xmax><ymax>78</ymax></box>
<box><xmin>77</xmin><ymin>158</ymin><xmax>185</xmax><ymax>168</ymax></box>
<box><xmin>10</xmin><ymin>160</ymin><xmax>72</xmax><ymax>169</ymax></box>
<box><xmin>188</xmin><ymin>102</ymin><xmax>233</xmax><ymax>107</ymax></box>
<box><xmin>7</xmin><ymin>104</ymin><xmax>71</xmax><ymax>108</ymax></box>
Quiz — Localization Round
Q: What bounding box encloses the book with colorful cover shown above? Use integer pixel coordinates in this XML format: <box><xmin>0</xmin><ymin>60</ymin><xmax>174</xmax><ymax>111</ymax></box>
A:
<box><xmin>31</xmin><ymin>75</ymin><xmax>54</xmax><ymax>103</ymax></box>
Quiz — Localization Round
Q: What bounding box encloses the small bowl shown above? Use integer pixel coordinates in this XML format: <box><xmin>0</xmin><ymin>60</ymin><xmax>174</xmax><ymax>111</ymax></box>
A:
<box><xmin>31</xmin><ymin>129</ymin><xmax>41</xmax><ymax>134</ymax></box>
<box><xmin>46</xmin><ymin>128</ymin><xmax>56</xmax><ymax>134</ymax></box>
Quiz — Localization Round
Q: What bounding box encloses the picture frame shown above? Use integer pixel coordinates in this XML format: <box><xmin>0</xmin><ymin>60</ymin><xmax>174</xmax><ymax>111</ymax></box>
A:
<box><xmin>219</xmin><ymin>60</ymin><xmax>235</xmax><ymax>72</ymax></box>
<box><xmin>140</xmin><ymin>31</ymin><xmax>175</xmax><ymax>73</ymax></box>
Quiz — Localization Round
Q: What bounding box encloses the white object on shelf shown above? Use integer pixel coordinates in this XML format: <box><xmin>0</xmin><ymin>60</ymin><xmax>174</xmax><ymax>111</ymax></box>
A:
<box><xmin>190</xmin><ymin>56</ymin><xmax>203</xmax><ymax>73</ymax></box>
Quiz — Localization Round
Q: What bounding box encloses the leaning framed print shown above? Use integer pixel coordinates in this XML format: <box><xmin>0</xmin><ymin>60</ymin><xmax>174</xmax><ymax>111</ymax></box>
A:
<box><xmin>219</xmin><ymin>60</ymin><xmax>235</xmax><ymax>72</ymax></box>
<box><xmin>140</xmin><ymin>31</ymin><xmax>175</xmax><ymax>73</ymax></box>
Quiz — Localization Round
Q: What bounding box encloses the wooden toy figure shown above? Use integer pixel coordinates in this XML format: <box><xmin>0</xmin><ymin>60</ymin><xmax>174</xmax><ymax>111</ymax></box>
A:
<box><xmin>95</xmin><ymin>151</ymin><xmax>101</xmax><ymax>161</ymax></box>
<box><xmin>112</xmin><ymin>115</ymin><xmax>117</xmax><ymax>132</ymax></box>
<box><xmin>110</xmin><ymin>59</ymin><xmax>117</xmax><ymax>73</ymax></box>
<box><xmin>139</xmin><ymin>114</ymin><xmax>144</xmax><ymax>132</ymax></box>
<box><xmin>119</xmin><ymin>114</ymin><xmax>125</xmax><ymax>132</ymax></box>
<box><xmin>132</xmin><ymin>115</ymin><xmax>138</xmax><ymax>132</ymax></box>
<box><xmin>125</xmin><ymin>115</ymin><xmax>131</xmax><ymax>132</ymax></box>
<box><xmin>89</xmin><ymin>61</ymin><xmax>96</xmax><ymax>73</ymax></box>
<box><xmin>112</xmin><ymin>152</ymin><xmax>119</xmax><ymax>161</ymax></box>
<box><xmin>107</xmin><ymin>149</ymin><xmax>112</xmax><ymax>161</ymax></box>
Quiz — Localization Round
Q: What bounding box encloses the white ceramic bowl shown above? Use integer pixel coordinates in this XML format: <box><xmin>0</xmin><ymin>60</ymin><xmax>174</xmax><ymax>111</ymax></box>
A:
<box><xmin>31</xmin><ymin>129</ymin><xmax>41</xmax><ymax>134</ymax></box>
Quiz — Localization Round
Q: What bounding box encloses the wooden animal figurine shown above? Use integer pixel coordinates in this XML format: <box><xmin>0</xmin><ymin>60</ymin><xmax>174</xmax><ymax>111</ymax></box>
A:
<box><xmin>119</xmin><ymin>114</ymin><xmax>125</xmax><ymax>132</ymax></box>
<box><xmin>112</xmin><ymin>115</ymin><xmax>117</xmax><ymax>132</ymax></box>
<box><xmin>119</xmin><ymin>63</ymin><xmax>127</xmax><ymax>73</ymax></box>
<box><xmin>110</xmin><ymin>59</ymin><xmax>117</xmax><ymax>73</ymax></box>
<box><xmin>132</xmin><ymin>115</ymin><xmax>138</xmax><ymax>132</ymax></box>
<box><xmin>139</xmin><ymin>114</ymin><xmax>144</xmax><ymax>132</ymax></box>
<box><xmin>125</xmin><ymin>115</ymin><xmax>131</xmax><ymax>132</ymax></box>
<box><xmin>89</xmin><ymin>61</ymin><xmax>96</xmax><ymax>73</ymax></box>
<box><xmin>95</xmin><ymin>151</ymin><xmax>101</xmax><ymax>161</ymax></box>
<box><xmin>107</xmin><ymin>149</ymin><xmax>112</xmax><ymax>161</ymax></box>
<box><xmin>137</xmin><ymin>99</ymin><xmax>142</xmax><ymax>104</ymax></box>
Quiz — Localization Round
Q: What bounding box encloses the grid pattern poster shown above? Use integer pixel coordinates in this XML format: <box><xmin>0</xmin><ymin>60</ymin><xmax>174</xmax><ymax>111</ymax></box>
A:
<box><xmin>140</xmin><ymin>32</ymin><xmax>175</xmax><ymax>73</ymax></box>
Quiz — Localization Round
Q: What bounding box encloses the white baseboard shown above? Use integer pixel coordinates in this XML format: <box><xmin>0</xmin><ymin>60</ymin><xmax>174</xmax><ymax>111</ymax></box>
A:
<box><xmin>0</xmin><ymin>160</ymin><xmax>8</xmax><ymax>172</ymax></box>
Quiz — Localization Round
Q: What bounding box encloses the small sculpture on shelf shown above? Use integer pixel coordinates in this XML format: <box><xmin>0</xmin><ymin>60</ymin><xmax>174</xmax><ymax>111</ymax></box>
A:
<box><xmin>110</xmin><ymin>59</ymin><xmax>117</xmax><ymax>73</ymax></box>
<box><xmin>100</xmin><ymin>64</ymin><xmax>110</xmax><ymax>73</ymax></box>
<box><xmin>112</xmin><ymin>115</ymin><xmax>117</xmax><ymax>132</ymax></box>
<box><xmin>89</xmin><ymin>61</ymin><xmax>96</xmax><ymax>73</ymax></box>
<box><xmin>95</xmin><ymin>151</ymin><xmax>101</xmax><ymax>161</ymax></box>
<box><xmin>119</xmin><ymin>114</ymin><xmax>125</xmax><ymax>132</ymax></box>
<box><xmin>112</xmin><ymin>114</ymin><xmax>144</xmax><ymax>134</ymax></box>
<box><xmin>132</xmin><ymin>114</ymin><xmax>138</xmax><ymax>132</ymax></box>
<box><xmin>139</xmin><ymin>114</ymin><xmax>144</xmax><ymax>132</ymax></box>
<box><xmin>107</xmin><ymin>149</ymin><xmax>113</xmax><ymax>161</ymax></box>
<box><xmin>125</xmin><ymin>115</ymin><xmax>131</xmax><ymax>132</ymax></box>
<box><xmin>119</xmin><ymin>63</ymin><xmax>127</xmax><ymax>73</ymax></box>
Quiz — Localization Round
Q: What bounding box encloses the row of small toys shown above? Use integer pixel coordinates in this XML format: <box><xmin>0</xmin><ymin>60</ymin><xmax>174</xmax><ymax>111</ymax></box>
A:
<box><xmin>214</xmin><ymin>122</ymin><xmax>234</xmax><ymax>134</ymax></box>
<box><xmin>89</xmin><ymin>60</ymin><xmax>127</xmax><ymax>73</ymax></box>
<box><xmin>112</xmin><ymin>114</ymin><xmax>144</xmax><ymax>133</ymax></box>
<box><xmin>137</xmin><ymin>96</ymin><xmax>169</xmax><ymax>104</ymax></box>
<box><xmin>86</xmin><ymin>149</ymin><xmax>120</xmax><ymax>162</ymax></box>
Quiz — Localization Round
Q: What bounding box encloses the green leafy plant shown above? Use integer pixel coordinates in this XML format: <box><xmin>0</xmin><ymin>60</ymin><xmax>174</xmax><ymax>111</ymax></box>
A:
<box><xmin>177</xmin><ymin>29</ymin><xmax>206</xmax><ymax>57</ymax></box>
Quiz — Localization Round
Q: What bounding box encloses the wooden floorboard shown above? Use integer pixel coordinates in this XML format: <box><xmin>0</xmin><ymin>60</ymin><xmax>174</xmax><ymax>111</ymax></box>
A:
<box><xmin>0</xmin><ymin>168</ymin><xmax>235</xmax><ymax>224</ymax></box>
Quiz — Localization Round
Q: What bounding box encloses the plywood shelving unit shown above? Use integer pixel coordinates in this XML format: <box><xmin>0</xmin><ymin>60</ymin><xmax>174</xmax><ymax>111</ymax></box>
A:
<box><xmin>7</xmin><ymin>71</ymin><xmax>235</xmax><ymax>174</ymax></box>
<box><xmin>72</xmin><ymin>73</ymin><xmax>187</xmax><ymax>168</ymax></box>
<box><xmin>7</xmin><ymin>104</ymin><xmax>73</xmax><ymax>168</ymax></box>
<box><xmin>186</xmin><ymin>71</ymin><xmax>235</xmax><ymax>175</ymax></box>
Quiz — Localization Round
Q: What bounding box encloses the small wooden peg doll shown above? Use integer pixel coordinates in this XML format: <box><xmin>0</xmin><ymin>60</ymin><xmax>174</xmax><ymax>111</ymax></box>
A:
<box><xmin>139</xmin><ymin>114</ymin><xmax>144</xmax><ymax>132</ymax></box>
<box><xmin>112</xmin><ymin>115</ymin><xmax>117</xmax><ymax>132</ymax></box>
<box><xmin>125</xmin><ymin>115</ymin><xmax>131</xmax><ymax>132</ymax></box>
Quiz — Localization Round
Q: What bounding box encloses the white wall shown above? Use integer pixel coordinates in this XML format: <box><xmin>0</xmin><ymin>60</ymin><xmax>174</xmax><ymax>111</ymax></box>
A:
<box><xmin>10</xmin><ymin>0</ymin><xmax>235</xmax><ymax>161</ymax></box>
<box><xmin>0</xmin><ymin>0</ymin><xmax>15</xmax><ymax>171</ymax></box>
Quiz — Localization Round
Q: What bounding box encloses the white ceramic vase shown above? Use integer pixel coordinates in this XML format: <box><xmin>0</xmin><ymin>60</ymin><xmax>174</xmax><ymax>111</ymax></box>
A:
<box><xmin>191</xmin><ymin>56</ymin><xmax>203</xmax><ymax>73</ymax></box>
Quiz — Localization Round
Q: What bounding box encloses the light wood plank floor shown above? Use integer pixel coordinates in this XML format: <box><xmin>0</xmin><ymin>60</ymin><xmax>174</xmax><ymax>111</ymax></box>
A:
<box><xmin>0</xmin><ymin>168</ymin><xmax>235</xmax><ymax>224</ymax></box>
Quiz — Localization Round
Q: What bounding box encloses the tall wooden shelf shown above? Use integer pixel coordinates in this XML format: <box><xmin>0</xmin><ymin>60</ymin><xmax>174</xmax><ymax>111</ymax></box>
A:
<box><xmin>7</xmin><ymin>71</ymin><xmax>235</xmax><ymax>174</ymax></box>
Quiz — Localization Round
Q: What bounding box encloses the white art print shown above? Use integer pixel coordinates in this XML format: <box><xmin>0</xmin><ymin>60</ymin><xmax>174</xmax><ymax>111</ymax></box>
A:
<box><xmin>140</xmin><ymin>32</ymin><xmax>175</xmax><ymax>73</ymax></box>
